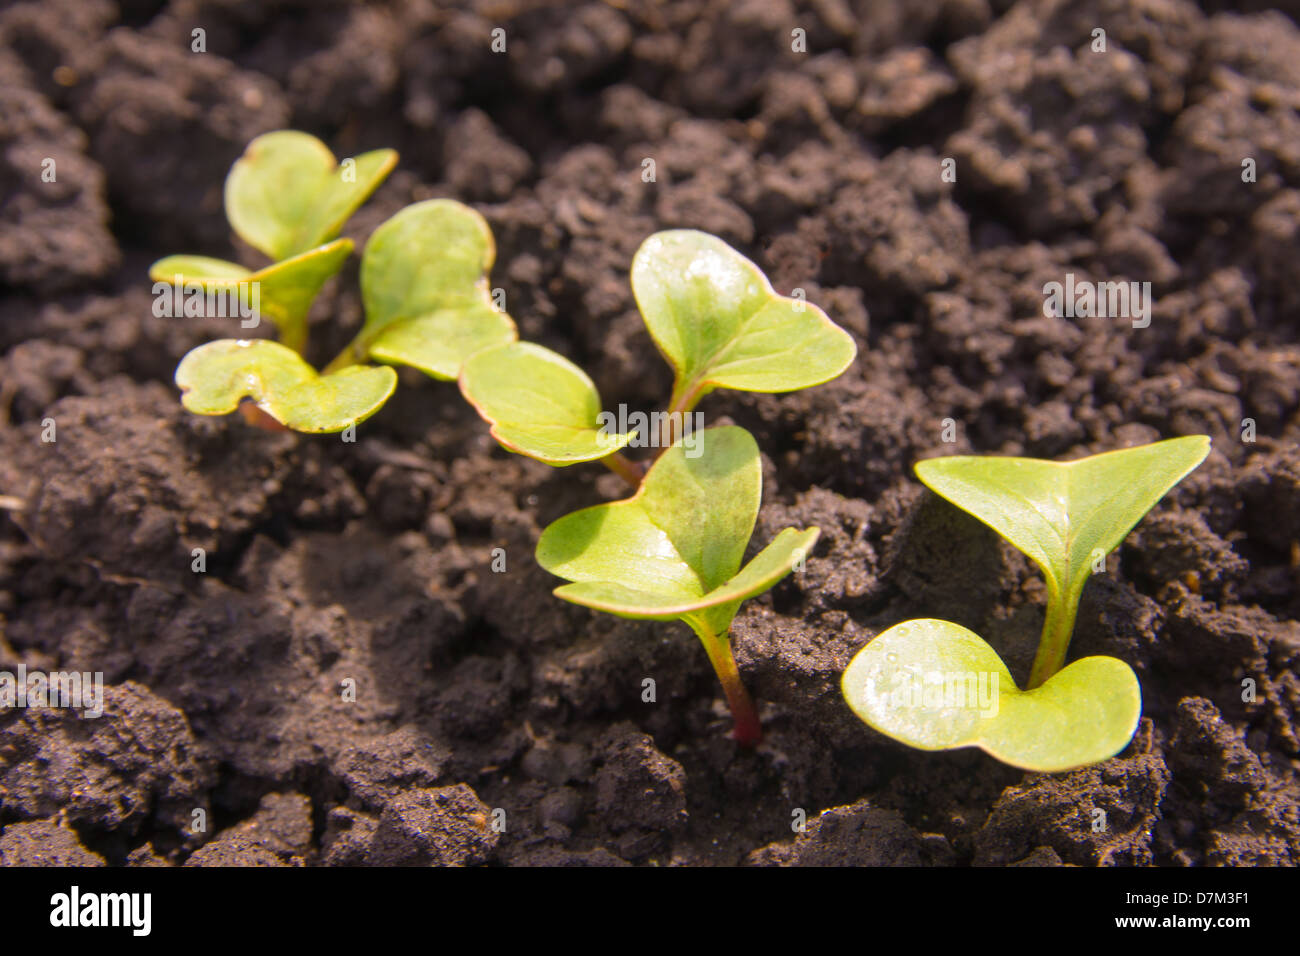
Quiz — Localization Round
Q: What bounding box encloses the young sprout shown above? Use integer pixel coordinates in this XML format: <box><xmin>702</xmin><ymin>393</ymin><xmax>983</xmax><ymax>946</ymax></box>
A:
<box><xmin>454</xmin><ymin>233</ymin><xmax>852</xmax><ymax>744</ymax></box>
<box><xmin>454</xmin><ymin>231</ymin><xmax>854</xmax><ymax>741</ymax></box>
<box><xmin>460</xmin><ymin>229</ymin><xmax>857</xmax><ymax>478</ymax></box>
<box><xmin>152</xmin><ymin>130</ymin><xmax>397</xmax><ymax>352</ymax></box>
<box><xmin>842</xmin><ymin>435</ymin><xmax>1211</xmax><ymax>772</ymax></box>
<box><xmin>536</xmin><ymin>426</ymin><xmax>819</xmax><ymax>746</ymax></box>
<box><xmin>631</xmin><ymin>230</ymin><xmax>856</xmax><ymax>441</ymax></box>
<box><xmin>172</xmin><ymin>198</ymin><xmax>517</xmax><ymax>433</ymax></box>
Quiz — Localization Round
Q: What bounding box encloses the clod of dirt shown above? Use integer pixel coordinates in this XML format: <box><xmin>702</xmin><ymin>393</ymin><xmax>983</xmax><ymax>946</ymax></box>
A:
<box><xmin>0</xmin><ymin>680</ymin><xmax>213</xmax><ymax>845</ymax></box>
<box><xmin>973</xmin><ymin>737</ymin><xmax>1172</xmax><ymax>866</ymax></box>
<box><xmin>444</xmin><ymin>109</ymin><xmax>534</xmax><ymax>203</ymax></box>
<box><xmin>185</xmin><ymin>792</ymin><xmax>312</xmax><ymax>867</ymax></box>
<box><xmin>126</xmin><ymin>843</ymin><xmax>170</xmax><ymax>867</ymax></box>
<box><xmin>1160</xmin><ymin>595</ymin><xmax>1300</xmax><ymax>754</ymax></box>
<box><xmin>1159</xmin><ymin>697</ymin><xmax>1300</xmax><ymax>866</ymax></box>
<box><xmin>365</xmin><ymin>784</ymin><xmax>499</xmax><ymax>866</ymax></box>
<box><xmin>334</xmin><ymin>725</ymin><xmax>451</xmax><ymax>811</ymax></box>
<box><xmin>946</xmin><ymin>0</ymin><xmax>1202</xmax><ymax>236</ymax></box>
<box><xmin>537</xmin><ymin>786</ymin><xmax>584</xmax><ymax>835</ymax></box>
<box><xmin>0</xmin><ymin>817</ymin><xmax>105</xmax><ymax>866</ymax></box>
<box><xmin>592</xmin><ymin>723</ymin><xmax>688</xmax><ymax>857</ymax></box>
<box><xmin>72</xmin><ymin>28</ymin><xmax>290</xmax><ymax>250</ymax></box>
<box><xmin>1128</xmin><ymin>509</ymin><xmax>1250</xmax><ymax>601</ymax></box>
<box><xmin>747</xmin><ymin>800</ymin><xmax>929</xmax><ymax>866</ymax></box>
<box><xmin>3</xmin><ymin>379</ymin><xmax>364</xmax><ymax>589</ymax></box>
<box><xmin>1009</xmin><ymin>846</ymin><xmax>1066</xmax><ymax>866</ymax></box>
<box><xmin>521</xmin><ymin>738</ymin><xmax>593</xmax><ymax>787</ymax></box>
<box><xmin>0</xmin><ymin>51</ymin><xmax>118</xmax><ymax>293</ymax></box>
<box><xmin>321</xmin><ymin>806</ymin><xmax>378</xmax><ymax>867</ymax></box>
<box><xmin>1169</xmin><ymin>697</ymin><xmax>1269</xmax><ymax>807</ymax></box>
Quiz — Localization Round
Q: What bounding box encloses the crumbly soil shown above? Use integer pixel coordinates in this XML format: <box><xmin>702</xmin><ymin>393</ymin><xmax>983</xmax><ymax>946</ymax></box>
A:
<box><xmin>1</xmin><ymin>0</ymin><xmax>1298</xmax><ymax>866</ymax></box>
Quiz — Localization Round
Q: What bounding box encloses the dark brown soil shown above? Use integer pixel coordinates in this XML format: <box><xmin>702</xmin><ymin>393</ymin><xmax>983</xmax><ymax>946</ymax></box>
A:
<box><xmin>1</xmin><ymin>0</ymin><xmax>1298</xmax><ymax>866</ymax></box>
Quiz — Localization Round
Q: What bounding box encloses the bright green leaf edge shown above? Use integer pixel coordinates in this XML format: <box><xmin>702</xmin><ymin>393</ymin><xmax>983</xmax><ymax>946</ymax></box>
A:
<box><xmin>459</xmin><ymin>342</ymin><xmax>635</xmax><ymax>465</ymax></box>
<box><xmin>630</xmin><ymin>229</ymin><xmax>857</xmax><ymax>407</ymax></box>
<box><xmin>149</xmin><ymin>239</ymin><xmax>354</xmax><ymax>352</ymax></box>
<box><xmin>913</xmin><ymin>436</ymin><xmax>1212</xmax><ymax>603</ymax></box>
<box><xmin>536</xmin><ymin>425</ymin><xmax>820</xmax><ymax>634</ymax></box>
<box><xmin>349</xmin><ymin>199</ymin><xmax>518</xmax><ymax>379</ymax></box>
<box><xmin>537</xmin><ymin>426</ymin><xmax>765</xmax><ymax>610</ymax></box>
<box><xmin>175</xmin><ymin>339</ymin><xmax>397</xmax><ymax>434</ymax></box>
<box><xmin>841</xmin><ymin>618</ymin><xmax>1142</xmax><ymax>773</ymax></box>
<box><xmin>224</xmin><ymin>130</ymin><xmax>398</xmax><ymax>261</ymax></box>
<box><xmin>366</xmin><ymin>306</ymin><xmax>518</xmax><ymax>381</ymax></box>
<box><xmin>548</xmin><ymin>528</ymin><xmax>820</xmax><ymax>622</ymax></box>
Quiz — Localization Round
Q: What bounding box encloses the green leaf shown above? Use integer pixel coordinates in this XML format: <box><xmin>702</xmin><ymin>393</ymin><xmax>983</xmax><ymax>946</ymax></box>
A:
<box><xmin>914</xmin><ymin>436</ymin><xmax>1211</xmax><ymax>606</ymax></box>
<box><xmin>536</xmin><ymin>425</ymin><xmax>819</xmax><ymax>638</ymax></box>
<box><xmin>349</xmin><ymin>199</ymin><xmax>517</xmax><ymax>379</ymax></box>
<box><xmin>150</xmin><ymin>239</ymin><xmax>353</xmax><ymax>352</ymax></box>
<box><xmin>175</xmin><ymin>339</ymin><xmax>396</xmax><ymax>434</ymax></box>
<box><xmin>459</xmin><ymin>342</ymin><xmax>634</xmax><ymax>464</ymax></box>
<box><xmin>150</xmin><ymin>255</ymin><xmax>251</xmax><ymax>281</ymax></box>
<box><xmin>630</xmin><ymin>230</ymin><xmax>857</xmax><ymax>407</ymax></box>
<box><xmin>224</xmin><ymin>130</ymin><xmax>397</xmax><ymax>261</ymax></box>
<box><xmin>841</xmin><ymin>619</ymin><xmax>1141</xmax><ymax>772</ymax></box>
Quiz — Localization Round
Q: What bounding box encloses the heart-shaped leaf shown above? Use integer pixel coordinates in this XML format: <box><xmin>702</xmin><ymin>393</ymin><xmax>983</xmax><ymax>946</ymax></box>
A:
<box><xmin>841</xmin><ymin>619</ymin><xmax>1141</xmax><ymax>772</ymax></box>
<box><xmin>459</xmin><ymin>342</ymin><xmax>634</xmax><ymax>464</ymax></box>
<box><xmin>344</xmin><ymin>199</ymin><xmax>516</xmax><ymax>379</ymax></box>
<box><xmin>536</xmin><ymin>425</ymin><xmax>819</xmax><ymax>639</ymax></box>
<box><xmin>630</xmin><ymin>230</ymin><xmax>857</xmax><ymax>409</ymax></box>
<box><xmin>175</xmin><ymin>339</ymin><xmax>396</xmax><ymax>434</ymax></box>
<box><xmin>914</xmin><ymin>436</ymin><xmax>1211</xmax><ymax>608</ymax></box>
<box><xmin>224</xmin><ymin>130</ymin><xmax>397</xmax><ymax>261</ymax></box>
<box><xmin>149</xmin><ymin>239</ymin><xmax>353</xmax><ymax>352</ymax></box>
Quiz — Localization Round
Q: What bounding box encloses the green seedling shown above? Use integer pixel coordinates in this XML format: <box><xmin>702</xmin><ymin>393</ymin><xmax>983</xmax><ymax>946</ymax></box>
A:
<box><xmin>164</xmin><ymin>139</ymin><xmax>853</xmax><ymax>750</ymax></box>
<box><xmin>450</xmin><ymin>232</ymin><xmax>855</xmax><ymax>744</ymax></box>
<box><xmin>633</xmin><ymin>229</ymin><xmax>856</xmax><ymax>432</ymax></box>
<box><xmin>460</xmin><ymin>229</ymin><xmax>856</xmax><ymax>477</ymax></box>
<box><xmin>171</xmin><ymin>195</ymin><xmax>517</xmax><ymax>433</ymax></box>
<box><xmin>842</xmin><ymin>435</ymin><xmax>1211</xmax><ymax>771</ymax></box>
<box><xmin>152</xmin><ymin>130</ymin><xmax>397</xmax><ymax>352</ymax></box>
<box><xmin>459</xmin><ymin>232</ymin><xmax>854</xmax><ymax>742</ymax></box>
<box><xmin>536</xmin><ymin>426</ymin><xmax>819</xmax><ymax>745</ymax></box>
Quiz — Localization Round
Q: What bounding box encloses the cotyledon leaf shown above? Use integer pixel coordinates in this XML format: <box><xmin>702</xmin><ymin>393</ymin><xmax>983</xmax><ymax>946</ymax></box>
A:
<box><xmin>175</xmin><ymin>339</ymin><xmax>396</xmax><ymax>434</ymax></box>
<box><xmin>459</xmin><ymin>342</ymin><xmax>634</xmax><ymax>464</ymax></box>
<box><xmin>224</xmin><ymin>130</ymin><xmax>397</xmax><ymax>261</ymax></box>
<box><xmin>630</xmin><ymin>229</ymin><xmax>856</xmax><ymax>407</ymax></box>
<box><xmin>842</xmin><ymin>619</ymin><xmax>1141</xmax><ymax>772</ymax></box>
<box><xmin>914</xmin><ymin>436</ymin><xmax>1211</xmax><ymax>605</ymax></box>
<box><xmin>150</xmin><ymin>240</ymin><xmax>353</xmax><ymax>352</ymax></box>
<box><xmin>349</xmin><ymin>199</ymin><xmax>517</xmax><ymax>379</ymax></box>
<box><xmin>536</xmin><ymin>425</ymin><xmax>819</xmax><ymax>639</ymax></box>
